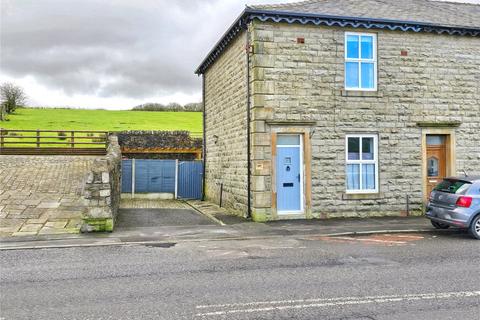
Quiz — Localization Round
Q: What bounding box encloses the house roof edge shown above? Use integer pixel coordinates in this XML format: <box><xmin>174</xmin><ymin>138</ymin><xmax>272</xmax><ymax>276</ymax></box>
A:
<box><xmin>195</xmin><ymin>8</ymin><xmax>480</xmax><ymax>75</ymax></box>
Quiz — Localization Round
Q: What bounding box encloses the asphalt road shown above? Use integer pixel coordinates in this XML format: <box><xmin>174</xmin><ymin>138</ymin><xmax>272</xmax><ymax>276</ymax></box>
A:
<box><xmin>1</xmin><ymin>231</ymin><xmax>479</xmax><ymax>320</ymax></box>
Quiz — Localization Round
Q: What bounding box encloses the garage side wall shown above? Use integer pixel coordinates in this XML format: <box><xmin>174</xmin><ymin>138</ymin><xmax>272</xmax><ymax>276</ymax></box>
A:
<box><xmin>204</xmin><ymin>31</ymin><xmax>248</xmax><ymax>215</ymax></box>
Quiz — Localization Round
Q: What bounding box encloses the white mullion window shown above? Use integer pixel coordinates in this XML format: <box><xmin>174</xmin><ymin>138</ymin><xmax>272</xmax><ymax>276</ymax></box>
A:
<box><xmin>345</xmin><ymin>32</ymin><xmax>377</xmax><ymax>91</ymax></box>
<box><xmin>345</xmin><ymin>134</ymin><xmax>379</xmax><ymax>193</ymax></box>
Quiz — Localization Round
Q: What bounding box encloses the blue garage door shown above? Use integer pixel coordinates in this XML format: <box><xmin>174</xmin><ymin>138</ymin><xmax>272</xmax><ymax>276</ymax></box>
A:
<box><xmin>121</xmin><ymin>159</ymin><xmax>133</xmax><ymax>192</ymax></box>
<box><xmin>121</xmin><ymin>159</ymin><xmax>203</xmax><ymax>199</ymax></box>
<box><xmin>122</xmin><ymin>159</ymin><xmax>176</xmax><ymax>193</ymax></box>
<box><xmin>177</xmin><ymin>160</ymin><xmax>203</xmax><ymax>199</ymax></box>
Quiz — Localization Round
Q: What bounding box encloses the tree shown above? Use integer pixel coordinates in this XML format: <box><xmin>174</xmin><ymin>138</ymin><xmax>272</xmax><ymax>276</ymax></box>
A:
<box><xmin>167</xmin><ymin>102</ymin><xmax>183</xmax><ymax>111</ymax></box>
<box><xmin>131</xmin><ymin>101</ymin><xmax>203</xmax><ymax>112</ymax></box>
<box><xmin>0</xmin><ymin>83</ymin><xmax>27</xmax><ymax>119</ymax></box>
<box><xmin>184</xmin><ymin>102</ymin><xmax>203</xmax><ymax>112</ymax></box>
<box><xmin>0</xmin><ymin>102</ymin><xmax>5</xmax><ymax>121</ymax></box>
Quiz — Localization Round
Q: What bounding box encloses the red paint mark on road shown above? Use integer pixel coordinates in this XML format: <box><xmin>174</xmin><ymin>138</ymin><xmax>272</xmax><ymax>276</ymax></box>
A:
<box><xmin>309</xmin><ymin>233</ymin><xmax>425</xmax><ymax>246</ymax></box>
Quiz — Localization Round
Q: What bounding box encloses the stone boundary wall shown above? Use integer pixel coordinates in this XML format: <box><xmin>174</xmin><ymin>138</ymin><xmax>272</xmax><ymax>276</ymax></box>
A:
<box><xmin>81</xmin><ymin>135</ymin><xmax>121</xmax><ymax>232</ymax></box>
<box><xmin>115</xmin><ymin>131</ymin><xmax>202</xmax><ymax>160</ymax></box>
<box><xmin>116</xmin><ymin>131</ymin><xmax>202</xmax><ymax>149</ymax></box>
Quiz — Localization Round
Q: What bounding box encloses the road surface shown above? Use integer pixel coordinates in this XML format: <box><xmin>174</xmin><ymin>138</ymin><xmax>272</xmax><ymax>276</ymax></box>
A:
<box><xmin>1</xmin><ymin>231</ymin><xmax>479</xmax><ymax>319</ymax></box>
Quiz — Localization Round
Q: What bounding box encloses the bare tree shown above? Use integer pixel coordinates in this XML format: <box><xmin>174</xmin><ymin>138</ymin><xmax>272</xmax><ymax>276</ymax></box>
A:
<box><xmin>132</xmin><ymin>101</ymin><xmax>203</xmax><ymax>112</ymax></box>
<box><xmin>184</xmin><ymin>102</ymin><xmax>203</xmax><ymax>112</ymax></box>
<box><xmin>0</xmin><ymin>83</ymin><xmax>27</xmax><ymax>120</ymax></box>
<box><xmin>0</xmin><ymin>102</ymin><xmax>5</xmax><ymax>121</ymax></box>
<box><xmin>167</xmin><ymin>102</ymin><xmax>183</xmax><ymax>111</ymax></box>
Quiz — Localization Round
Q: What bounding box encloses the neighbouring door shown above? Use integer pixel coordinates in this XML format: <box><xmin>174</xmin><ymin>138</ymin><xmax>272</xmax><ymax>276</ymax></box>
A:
<box><xmin>426</xmin><ymin>135</ymin><xmax>447</xmax><ymax>196</ymax></box>
<box><xmin>276</xmin><ymin>135</ymin><xmax>303</xmax><ymax>214</ymax></box>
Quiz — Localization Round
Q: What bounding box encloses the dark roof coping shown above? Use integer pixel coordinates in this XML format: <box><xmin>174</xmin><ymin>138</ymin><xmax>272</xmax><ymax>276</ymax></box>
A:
<box><xmin>250</xmin><ymin>0</ymin><xmax>480</xmax><ymax>29</ymax></box>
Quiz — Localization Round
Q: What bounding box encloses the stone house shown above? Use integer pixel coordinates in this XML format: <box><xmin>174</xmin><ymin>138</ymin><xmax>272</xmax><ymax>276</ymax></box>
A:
<box><xmin>195</xmin><ymin>0</ymin><xmax>480</xmax><ymax>222</ymax></box>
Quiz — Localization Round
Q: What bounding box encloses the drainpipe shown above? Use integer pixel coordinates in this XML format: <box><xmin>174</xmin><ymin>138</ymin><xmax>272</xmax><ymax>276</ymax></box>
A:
<box><xmin>202</xmin><ymin>75</ymin><xmax>207</xmax><ymax>201</ymax></box>
<box><xmin>246</xmin><ymin>28</ymin><xmax>252</xmax><ymax>219</ymax></box>
<box><xmin>406</xmin><ymin>194</ymin><xmax>410</xmax><ymax>217</ymax></box>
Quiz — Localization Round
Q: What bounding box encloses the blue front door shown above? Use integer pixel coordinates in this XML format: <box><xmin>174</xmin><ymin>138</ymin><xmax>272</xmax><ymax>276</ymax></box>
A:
<box><xmin>276</xmin><ymin>140</ymin><xmax>302</xmax><ymax>213</ymax></box>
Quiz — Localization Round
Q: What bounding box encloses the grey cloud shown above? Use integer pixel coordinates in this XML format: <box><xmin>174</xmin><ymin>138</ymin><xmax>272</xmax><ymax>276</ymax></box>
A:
<box><xmin>0</xmin><ymin>0</ymin><xmax>229</xmax><ymax>99</ymax></box>
<box><xmin>0</xmin><ymin>0</ymin><xmax>290</xmax><ymax>101</ymax></box>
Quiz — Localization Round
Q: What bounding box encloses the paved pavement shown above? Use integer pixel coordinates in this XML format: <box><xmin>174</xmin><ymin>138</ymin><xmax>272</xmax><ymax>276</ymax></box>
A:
<box><xmin>0</xmin><ymin>211</ymin><xmax>458</xmax><ymax>250</ymax></box>
<box><xmin>0</xmin><ymin>155</ymin><xmax>96</xmax><ymax>237</ymax></box>
<box><xmin>187</xmin><ymin>200</ymin><xmax>248</xmax><ymax>225</ymax></box>
<box><xmin>0</xmin><ymin>196</ymin><xmax>468</xmax><ymax>250</ymax></box>
<box><xmin>1</xmin><ymin>230</ymin><xmax>478</xmax><ymax>319</ymax></box>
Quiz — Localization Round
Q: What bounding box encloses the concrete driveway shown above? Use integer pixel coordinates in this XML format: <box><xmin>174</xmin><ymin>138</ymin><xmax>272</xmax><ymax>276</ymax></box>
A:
<box><xmin>116</xmin><ymin>198</ymin><xmax>220</xmax><ymax>230</ymax></box>
<box><xmin>116</xmin><ymin>208</ymin><xmax>215</xmax><ymax>228</ymax></box>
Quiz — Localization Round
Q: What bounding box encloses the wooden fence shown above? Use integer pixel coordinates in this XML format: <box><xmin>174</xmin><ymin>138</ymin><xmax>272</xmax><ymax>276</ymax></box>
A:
<box><xmin>0</xmin><ymin>129</ymin><xmax>109</xmax><ymax>155</ymax></box>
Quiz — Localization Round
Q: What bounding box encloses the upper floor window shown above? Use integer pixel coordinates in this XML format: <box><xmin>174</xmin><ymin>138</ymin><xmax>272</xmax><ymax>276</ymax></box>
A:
<box><xmin>345</xmin><ymin>32</ymin><xmax>377</xmax><ymax>91</ymax></box>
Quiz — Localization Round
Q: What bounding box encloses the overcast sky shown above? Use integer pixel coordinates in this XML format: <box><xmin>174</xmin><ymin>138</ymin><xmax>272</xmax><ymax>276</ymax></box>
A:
<box><xmin>1</xmin><ymin>0</ymin><xmax>479</xmax><ymax>110</ymax></box>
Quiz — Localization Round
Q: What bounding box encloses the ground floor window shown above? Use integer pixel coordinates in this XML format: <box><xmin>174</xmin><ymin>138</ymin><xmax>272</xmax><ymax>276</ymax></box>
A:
<box><xmin>345</xmin><ymin>134</ymin><xmax>378</xmax><ymax>193</ymax></box>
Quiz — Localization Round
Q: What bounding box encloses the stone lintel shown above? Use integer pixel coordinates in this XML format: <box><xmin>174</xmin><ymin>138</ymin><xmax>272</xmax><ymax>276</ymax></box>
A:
<box><xmin>416</xmin><ymin>121</ymin><xmax>462</xmax><ymax>128</ymax></box>
<box><xmin>266</xmin><ymin>120</ymin><xmax>317</xmax><ymax>126</ymax></box>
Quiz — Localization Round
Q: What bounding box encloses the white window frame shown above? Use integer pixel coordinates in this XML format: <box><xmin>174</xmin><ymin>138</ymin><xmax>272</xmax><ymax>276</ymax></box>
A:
<box><xmin>345</xmin><ymin>134</ymin><xmax>379</xmax><ymax>194</ymax></box>
<box><xmin>344</xmin><ymin>32</ymin><xmax>377</xmax><ymax>91</ymax></box>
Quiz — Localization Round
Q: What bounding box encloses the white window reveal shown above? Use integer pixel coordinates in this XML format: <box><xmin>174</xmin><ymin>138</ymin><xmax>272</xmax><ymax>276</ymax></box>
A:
<box><xmin>345</xmin><ymin>32</ymin><xmax>377</xmax><ymax>91</ymax></box>
<box><xmin>346</xmin><ymin>134</ymin><xmax>379</xmax><ymax>193</ymax></box>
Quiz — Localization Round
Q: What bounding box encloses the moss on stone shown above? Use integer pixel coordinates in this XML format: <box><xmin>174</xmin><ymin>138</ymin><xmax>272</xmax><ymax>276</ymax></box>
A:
<box><xmin>82</xmin><ymin>218</ymin><xmax>114</xmax><ymax>232</ymax></box>
<box><xmin>104</xmin><ymin>218</ymin><xmax>114</xmax><ymax>232</ymax></box>
<box><xmin>408</xmin><ymin>210</ymin><xmax>424</xmax><ymax>217</ymax></box>
<box><xmin>251</xmin><ymin>210</ymin><xmax>270</xmax><ymax>222</ymax></box>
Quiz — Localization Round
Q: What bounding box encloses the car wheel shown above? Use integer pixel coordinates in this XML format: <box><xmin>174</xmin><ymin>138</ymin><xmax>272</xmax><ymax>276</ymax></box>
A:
<box><xmin>431</xmin><ymin>220</ymin><xmax>450</xmax><ymax>230</ymax></box>
<box><xmin>468</xmin><ymin>215</ymin><xmax>480</xmax><ymax>240</ymax></box>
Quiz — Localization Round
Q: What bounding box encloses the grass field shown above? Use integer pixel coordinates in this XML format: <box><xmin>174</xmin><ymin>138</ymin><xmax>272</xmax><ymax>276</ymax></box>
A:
<box><xmin>0</xmin><ymin>108</ymin><xmax>202</xmax><ymax>132</ymax></box>
<box><xmin>0</xmin><ymin>108</ymin><xmax>202</xmax><ymax>148</ymax></box>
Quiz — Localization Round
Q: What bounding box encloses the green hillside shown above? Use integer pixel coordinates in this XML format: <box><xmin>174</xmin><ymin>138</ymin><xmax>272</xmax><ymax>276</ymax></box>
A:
<box><xmin>0</xmin><ymin>108</ymin><xmax>202</xmax><ymax>132</ymax></box>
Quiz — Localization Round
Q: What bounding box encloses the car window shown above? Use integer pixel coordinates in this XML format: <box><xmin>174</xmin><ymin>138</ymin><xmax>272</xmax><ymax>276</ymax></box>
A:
<box><xmin>434</xmin><ymin>179</ymin><xmax>471</xmax><ymax>194</ymax></box>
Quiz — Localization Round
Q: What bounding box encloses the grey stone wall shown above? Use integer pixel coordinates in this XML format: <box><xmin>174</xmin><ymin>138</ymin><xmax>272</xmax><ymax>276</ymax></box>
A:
<box><xmin>249</xmin><ymin>21</ymin><xmax>480</xmax><ymax>220</ymax></box>
<box><xmin>116</xmin><ymin>131</ymin><xmax>202</xmax><ymax>150</ymax></box>
<box><xmin>204</xmin><ymin>31</ymin><xmax>249</xmax><ymax>215</ymax></box>
<box><xmin>116</xmin><ymin>131</ymin><xmax>202</xmax><ymax>160</ymax></box>
<box><xmin>81</xmin><ymin>135</ymin><xmax>121</xmax><ymax>231</ymax></box>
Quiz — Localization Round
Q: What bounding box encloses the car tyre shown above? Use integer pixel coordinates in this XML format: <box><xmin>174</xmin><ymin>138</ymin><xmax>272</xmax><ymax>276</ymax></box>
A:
<box><xmin>468</xmin><ymin>215</ymin><xmax>480</xmax><ymax>240</ymax></box>
<box><xmin>431</xmin><ymin>220</ymin><xmax>450</xmax><ymax>230</ymax></box>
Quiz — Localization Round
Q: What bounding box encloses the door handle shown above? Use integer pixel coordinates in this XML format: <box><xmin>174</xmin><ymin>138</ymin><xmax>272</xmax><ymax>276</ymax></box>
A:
<box><xmin>297</xmin><ymin>174</ymin><xmax>300</xmax><ymax>182</ymax></box>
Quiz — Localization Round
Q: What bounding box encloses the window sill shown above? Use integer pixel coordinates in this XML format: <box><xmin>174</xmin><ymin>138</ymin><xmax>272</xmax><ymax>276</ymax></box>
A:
<box><xmin>342</xmin><ymin>192</ymin><xmax>383</xmax><ymax>200</ymax></box>
<box><xmin>340</xmin><ymin>90</ymin><xmax>383</xmax><ymax>98</ymax></box>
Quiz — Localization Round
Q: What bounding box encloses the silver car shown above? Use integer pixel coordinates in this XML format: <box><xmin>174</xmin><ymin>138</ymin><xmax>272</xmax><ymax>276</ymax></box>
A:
<box><xmin>426</xmin><ymin>176</ymin><xmax>480</xmax><ymax>239</ymax></box>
